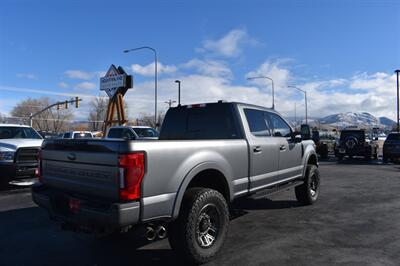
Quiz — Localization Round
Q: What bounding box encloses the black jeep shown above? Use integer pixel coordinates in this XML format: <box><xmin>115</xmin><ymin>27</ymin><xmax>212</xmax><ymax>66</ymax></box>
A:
<box><xmin>335</xmin><ymin>129</ymin><xmax>378</xmax><ymax>161</ymax></box>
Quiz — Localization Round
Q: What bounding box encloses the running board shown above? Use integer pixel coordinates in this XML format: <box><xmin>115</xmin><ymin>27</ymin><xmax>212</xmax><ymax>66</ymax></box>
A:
<box><xmin>250</xmin><ymin>180</ymin><xmax>303</xmax><ymax>200</ymax></box>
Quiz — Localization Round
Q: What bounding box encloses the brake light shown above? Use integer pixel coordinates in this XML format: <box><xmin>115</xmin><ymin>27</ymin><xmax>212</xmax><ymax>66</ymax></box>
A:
<box><xmin>118</xmin><ymin>153</ymin><xmax>145</xmax><ymax>201</ymax></box>
<box><xmin>187</xmin><ymin>103</ymin><xmax>206</xmax><ymax>108</ymax></box>
<box><xmin>37</xmin><ymin>149</ymin><xmax>43</xmax><ymax>183</ymax></box>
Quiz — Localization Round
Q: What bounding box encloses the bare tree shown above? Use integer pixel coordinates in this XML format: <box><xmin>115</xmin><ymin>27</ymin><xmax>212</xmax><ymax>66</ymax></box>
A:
<box><xmin>88</xmin><ymin>96</ymin><xmax>108</xmax><ymax>131</ymax></box>
<box><xmin>11</xmin><ymin>97</ymin><xmax>73</xmax><ymax>132</ymax></box>
<box><xmin>136</xmin><ymin>111</ymin><xmax>165</xmax><ymax>128</ymax></box>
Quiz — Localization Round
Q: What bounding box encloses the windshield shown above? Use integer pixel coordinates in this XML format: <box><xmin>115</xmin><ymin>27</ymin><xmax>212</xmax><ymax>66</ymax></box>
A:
<box><xmin>387</xmin><ymin>133</ymin><xmax>400</xmax><ymax>141</ymax></box>
<box><xmin>73</xmin><ymin>133</ymin><xmax>93</xmax><ymax>139</ymax></box>
<box><xmin>0</xmin><ymin>126</ymin><xmax>42</xmax><ymax>139</ymax></box>
<box><xmin>133</xmin><ymin>128</ymin><xmax>159</xmax><ymax>138</ymax></box>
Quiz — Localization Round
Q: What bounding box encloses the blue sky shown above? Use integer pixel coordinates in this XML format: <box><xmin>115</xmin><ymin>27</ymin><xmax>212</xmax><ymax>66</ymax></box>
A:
<box><xmin>0</xmin><ymin>0</ymin><xmax>399</xmax><ymax>121</ymax></box>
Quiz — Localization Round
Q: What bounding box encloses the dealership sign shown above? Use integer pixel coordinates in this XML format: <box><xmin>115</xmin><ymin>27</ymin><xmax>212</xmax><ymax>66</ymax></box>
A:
<box><xmin>100</xmin><ymin>64</ymin><xmax>132</xmax><ymax>98</ymax></box>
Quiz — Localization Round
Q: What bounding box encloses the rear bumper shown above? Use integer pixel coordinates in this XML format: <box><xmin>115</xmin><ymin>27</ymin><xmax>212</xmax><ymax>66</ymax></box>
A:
<box><xmin>32</xmin><ymin>184</ymin><xmax>140</xmax><ymax>230</ymax></box>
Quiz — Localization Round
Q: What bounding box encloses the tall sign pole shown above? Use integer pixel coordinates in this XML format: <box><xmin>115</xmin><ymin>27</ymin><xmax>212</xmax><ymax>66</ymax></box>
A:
<box><xmin>395</xmin><ymin>69</ymin><xmax>400</xmax><ymax>132</ymax></box>
<box><xmin>100</xmin><ymin>64</ymin><xmax>133</xmax><ymax>133</ymax></box>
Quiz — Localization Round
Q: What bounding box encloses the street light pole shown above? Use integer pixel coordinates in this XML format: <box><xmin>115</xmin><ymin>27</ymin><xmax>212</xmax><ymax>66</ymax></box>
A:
<box><xmin>395</xmin><ymin>69</ymin><xmax>400</xmax><ymax>132</ymax></box>
<box><xmin>288</xmin><ymin>85</ymin><xmax>308</xmax><ymax>125</ymax></box>
<box><xmin>247</xmin><ymin>76</ymin><xmax>275</xmax><ymax>109</ymax></box>
<box><xmin>123</xmin><ymin>46</ymin><xmax>158</xmax><ymax>127</ymax></box>
<box><xmin>175</xmin><ymin>80</ymin><xmax>181</xmax><ymax>105</ymax></box>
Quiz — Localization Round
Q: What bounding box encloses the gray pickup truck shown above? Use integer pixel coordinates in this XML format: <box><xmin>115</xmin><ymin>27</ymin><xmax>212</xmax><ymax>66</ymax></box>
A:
<box><xmin>32</xmin><ymin>101</ymin><xmax>319</xmax><ymax>264</ymax></box>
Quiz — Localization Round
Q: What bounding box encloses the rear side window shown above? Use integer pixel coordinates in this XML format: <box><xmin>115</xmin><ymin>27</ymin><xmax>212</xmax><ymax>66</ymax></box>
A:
<box><xmin>160</xmin><ymin>103</ymin><xmax>242</xmax><ymax>140</ymax></box>
<box><xmin>244</xmin><ymin>109</ymin><xmax>271</xmax><ymax>137</ymax></box>
<box><xmin>63</xmin><ymin>133</ymin><xmax>71</xmax><ymax>138</ymax></box>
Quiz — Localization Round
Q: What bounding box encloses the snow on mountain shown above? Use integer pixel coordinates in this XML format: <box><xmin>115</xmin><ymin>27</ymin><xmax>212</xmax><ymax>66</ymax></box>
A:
<box><xmin>318</xmin><ymin>112</ymin><xmax>393</xmax><ymax>128</ymax></box>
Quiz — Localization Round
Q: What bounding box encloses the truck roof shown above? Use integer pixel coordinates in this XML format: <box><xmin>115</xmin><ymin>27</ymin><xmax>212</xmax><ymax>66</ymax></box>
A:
<box><xmin>177</xmin><ymin>101</ymin><xmax>276</xmax><ymax>112</ymax></box>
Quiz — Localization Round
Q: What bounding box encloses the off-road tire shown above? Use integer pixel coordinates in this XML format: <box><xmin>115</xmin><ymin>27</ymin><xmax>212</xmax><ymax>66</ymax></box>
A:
<box><xmin>168</xmin><ymin>188</ymin><xmax>229</xmax><ymax>264</ymax></box>
<box><xmin>295</xmin><ymin>165</ymin><xmax>320</xmax><ymax>205</ymax></box>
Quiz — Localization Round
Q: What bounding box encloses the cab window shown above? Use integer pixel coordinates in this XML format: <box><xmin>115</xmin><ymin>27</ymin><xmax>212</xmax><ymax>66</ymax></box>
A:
<box><xmin>244</xmin><ymin>109</ymin><xmax>271</xmax><ymax>137</ymax></box>
<box><xmin>268</xmin><ymin>113</ymin><xmax>292</xmax><ymax>138</ymax></box>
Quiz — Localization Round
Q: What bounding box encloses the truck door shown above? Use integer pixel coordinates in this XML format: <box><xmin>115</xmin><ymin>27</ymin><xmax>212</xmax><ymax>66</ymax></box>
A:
<box><xmin>241</xmin><ymin>108</ymin><xmax>280</xmax><ymax>192</ymax></box>
<box><xmin>268</xmin><ymin>113</ymin><xmax>303</xmax><ymax>181</ymax></box>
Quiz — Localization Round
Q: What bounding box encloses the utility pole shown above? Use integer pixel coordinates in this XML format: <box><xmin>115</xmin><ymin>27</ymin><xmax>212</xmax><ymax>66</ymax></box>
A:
<box><xmin>164</xmin><ymin>99</ymin><xmax>176</xmax><ymax>108</ymax></box>
<box><xmin>395</xmin><ymin>69</ymin><xmax>400</xmax><ymax>132</ymax></box>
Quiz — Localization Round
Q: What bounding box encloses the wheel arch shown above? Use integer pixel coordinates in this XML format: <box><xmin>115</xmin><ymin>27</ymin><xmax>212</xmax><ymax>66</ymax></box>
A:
<box><xmin>171</xmin><ymin>162</ymin><xmax>232</xmax><ymax>219</ymax></box>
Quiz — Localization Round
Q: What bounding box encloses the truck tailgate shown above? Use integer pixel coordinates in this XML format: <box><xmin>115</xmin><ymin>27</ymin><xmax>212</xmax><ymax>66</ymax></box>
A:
<box><xmin>41</xmin><ymin>139</ymin><xmax>123</xmax><ymax>201</ymax></box>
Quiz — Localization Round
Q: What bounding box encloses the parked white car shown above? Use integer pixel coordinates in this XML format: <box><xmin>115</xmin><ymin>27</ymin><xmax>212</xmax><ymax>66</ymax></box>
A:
<box><xmin>106</xmin><ymin>126</ymin><xmax>159</xmax><ymax>140</ymax></box>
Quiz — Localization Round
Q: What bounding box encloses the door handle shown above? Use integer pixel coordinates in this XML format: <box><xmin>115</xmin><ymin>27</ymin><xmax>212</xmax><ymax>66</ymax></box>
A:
<box><xmin>279</xmin><ymin>145</ymin><xmax>286</xmax><ymax>151</ymax></box>
<box><xmin>253</xmin><ymin>146</ymin><xmax>262</xmax><ymax>153</ymax></box>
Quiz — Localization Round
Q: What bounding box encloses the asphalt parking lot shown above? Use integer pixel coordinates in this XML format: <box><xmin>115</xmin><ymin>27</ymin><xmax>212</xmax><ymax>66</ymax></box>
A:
<box><xmin>0</xmin><ymin>159</ymin><xmax>399</xmax><ymax>266</ymax></box>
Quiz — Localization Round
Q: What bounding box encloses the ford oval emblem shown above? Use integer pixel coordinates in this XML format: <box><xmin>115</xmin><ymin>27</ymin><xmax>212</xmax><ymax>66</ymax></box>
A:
<box><xmin>67</xmin><ymin>153</ymin><xmax>76</xmax><ymax>161</ymax></box>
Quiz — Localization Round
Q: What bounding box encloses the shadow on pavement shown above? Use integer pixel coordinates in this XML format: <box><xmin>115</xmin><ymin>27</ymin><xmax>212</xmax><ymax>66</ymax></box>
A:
<box><xmin>0</xmin><ymin>207</ymin><xmax>189</xmax><ymax>266</ymax></box>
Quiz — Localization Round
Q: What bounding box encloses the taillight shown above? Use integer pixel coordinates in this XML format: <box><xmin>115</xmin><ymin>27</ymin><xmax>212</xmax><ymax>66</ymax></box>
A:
<box><xmin>118</xmin><ymin>153</ymin><xmax>145</xmax><ymax>201</ymax></box>
<box><xmin>37</xmin><ymin>149</ymin><xmax>43</xmax><ymax>183</ymax></box>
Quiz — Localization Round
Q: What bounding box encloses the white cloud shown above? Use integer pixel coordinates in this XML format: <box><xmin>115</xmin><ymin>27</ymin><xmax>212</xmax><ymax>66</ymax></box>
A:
<box><xmin>16</xmin><ymin>73</ymin><xmax>37</xmax><ymax>80</ymax></box>
<box><xmin>183</xmin><ymin>59</ymin><xmax>232</xmax><ymax>78</ymax></box>
<box><xmin>130</xmin><ymin>62</ymin><xmax>177</xmax><ymax>77</ymax></box>
<box><xmin>57</xmin><ymin>82</ymin><xmax>68</xmax><ymax>88</ymax></box>
<box><xmin>246</xmin><ymin>59</ymin><xmax>291</xmax><ymax>89</ymax></box>
<box><xmin>65</xmin><ymin>70</ymin><xmax>93</xmax><ymax>80</ymax></box>
<box><xmin>199</xmin><ymin>28</ymin><xmax>256</xmax><ymax>58</ymax></box>
<box><xmin>75</xmin><ymin>82</ymin><xmax>96</xmax><ymax>90</ymax></box>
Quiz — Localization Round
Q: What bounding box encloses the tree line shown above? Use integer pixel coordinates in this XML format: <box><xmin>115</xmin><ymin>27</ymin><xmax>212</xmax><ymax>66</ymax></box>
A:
<box><xmin>3</xmin><ymin>96</ymin><xmax>164</xmax><ymax>133</ymax></box>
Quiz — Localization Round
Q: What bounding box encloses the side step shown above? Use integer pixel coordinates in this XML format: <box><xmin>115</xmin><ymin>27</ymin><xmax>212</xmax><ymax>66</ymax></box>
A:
<box><xmin>251</xmin><ymin>180</ymin><xmax>303</xmax><ymax>200</ymax></box>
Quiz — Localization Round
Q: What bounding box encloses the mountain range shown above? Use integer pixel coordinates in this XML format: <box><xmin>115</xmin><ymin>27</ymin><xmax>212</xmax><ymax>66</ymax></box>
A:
<box><xmin>287</xmin><ymin>112</ymin><xmax>396</xmax><ymax>129</ymax></box>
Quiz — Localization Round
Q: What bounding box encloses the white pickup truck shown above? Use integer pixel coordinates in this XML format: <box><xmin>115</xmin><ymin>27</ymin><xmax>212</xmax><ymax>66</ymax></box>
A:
<box><xmin>0</xmin><ymin>124</ymin><xmax>42</xmax><ymax>188</ymax></box>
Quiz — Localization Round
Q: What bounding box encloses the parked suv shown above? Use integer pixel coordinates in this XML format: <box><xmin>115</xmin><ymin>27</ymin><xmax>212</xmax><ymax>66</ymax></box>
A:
<box><xmin>0</xmin><ymin>124</ymin><xmax>42</xmax><ymax>188</ymax></box>
<box><xmin>335</xmin><ymin>129</ymin><xmax>378</xmax><ymax>160</ymax></box>
<box><xmin>383</xmin><ymin>132</ymin><xmax>400</xmax><ymax>163</ymax></box>
<box><xmin>33</xmin><ymin>102</ymin><xmax>319</xmax><ymax>264</ymax></box>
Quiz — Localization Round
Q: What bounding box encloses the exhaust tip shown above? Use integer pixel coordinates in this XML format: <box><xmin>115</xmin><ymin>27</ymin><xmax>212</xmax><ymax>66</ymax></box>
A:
<box><xmin>145</xmin><ymin>226</ymin><xmax>156</xmax><ymax>241</ymax></box>
<box><xmin>156</xmin><ymin>226</ymin><xmax>167</xmax><ymax>239</ymax></box>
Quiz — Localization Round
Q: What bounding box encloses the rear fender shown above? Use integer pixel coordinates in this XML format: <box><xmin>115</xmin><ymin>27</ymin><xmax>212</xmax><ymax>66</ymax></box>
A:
<box><xmin>171</xmin><ymin>162</ymin><xmax>233</xmax><ymax>220</ymax></box>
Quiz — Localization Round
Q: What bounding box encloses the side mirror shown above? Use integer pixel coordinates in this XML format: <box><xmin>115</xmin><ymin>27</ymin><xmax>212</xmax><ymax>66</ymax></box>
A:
<box><xmin>300</xmin><ymin>124</ymin><xmax>311</xmax><ymax>140</ymax></box>
<box><xmin>294</xmin><ymin>134</ymin><xmax>302</xmax><ymax>143</ymax></box>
